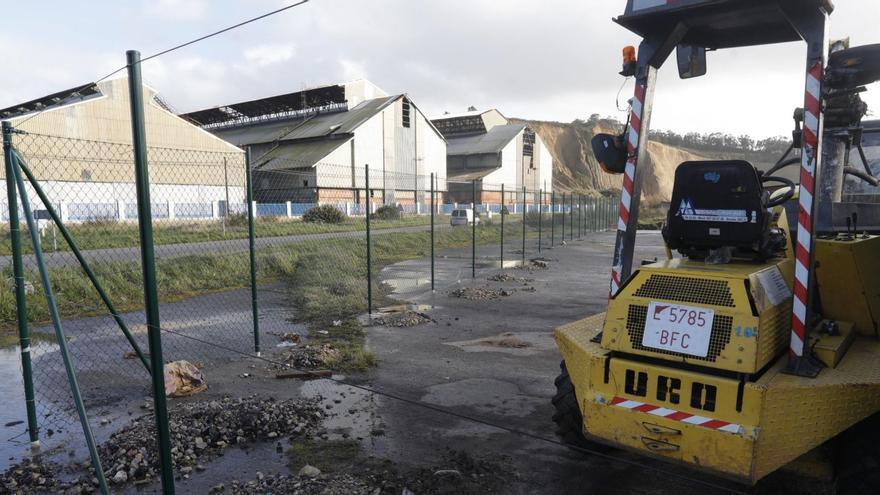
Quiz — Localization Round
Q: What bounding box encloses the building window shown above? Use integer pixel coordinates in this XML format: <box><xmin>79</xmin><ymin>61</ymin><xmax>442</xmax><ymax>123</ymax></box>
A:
<box><xmin>303</xmin><ymin>180</ymin><xmax>309</xmax><ymax>187</ymax></box>
<box><xmin>523</xmin><ymin>128</ymin><xmax>535</xmax><ymax>157</ymax></box>
<box><xmin>402</xmin><ymin>98</ymin><xmax>411</xmax><ymax>128</ymax></box>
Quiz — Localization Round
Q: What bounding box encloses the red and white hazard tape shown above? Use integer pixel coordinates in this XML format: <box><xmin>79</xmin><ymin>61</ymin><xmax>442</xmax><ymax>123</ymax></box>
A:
<box><xmin>608</xmin><ymin>396</ymin><xmax>744</xmax><ymax>434</ymax></box>
<box><xmin>790</xmin><ymin>62</ymin><xmax>823</xmax><ymax>358</ymax></box>
<box><xmin>609</xmin><ymin>82</ymin><xmax>647</xmax><ymax>296</ymax></box>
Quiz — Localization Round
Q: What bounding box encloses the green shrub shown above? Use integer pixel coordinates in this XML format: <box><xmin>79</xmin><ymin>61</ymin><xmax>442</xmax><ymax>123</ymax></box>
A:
<box><xmin>303</xmin><ymin>204</ymin><xmax>345</xmax><ymax>224</ymax></box>
<box><xmin>372</xmin><ymin>204</ymin><xmax>401</xmax><ymax>220</ymax></box>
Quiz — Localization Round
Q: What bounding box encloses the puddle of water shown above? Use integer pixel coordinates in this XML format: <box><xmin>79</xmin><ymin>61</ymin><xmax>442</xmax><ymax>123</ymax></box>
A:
<box><xmin>446</xmin><ymin>332</ymin><xmax>556</xmax><ymax>356</ymax></box>
<box><xmin>0</xmin><ymin>343</ymin><xmax>64</xmax><ymax>468</ymax></box>
<box><xmin>421</xmin><ymin>378</ymin><xmax>544</xmax><ymax>418</ymax></box>
<box><xmin>299</xmin><ymin>378</ymin><xmax>387</xmax><ymax>457</ymax></box>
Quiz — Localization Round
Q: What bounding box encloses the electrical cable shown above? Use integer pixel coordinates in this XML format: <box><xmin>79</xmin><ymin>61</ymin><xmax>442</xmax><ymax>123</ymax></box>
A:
<box><xmin>145</xmin><ymin>321</ymin><xmax>749</xmax><ymax>495</ymax></box>
<box><xmin>616</xmin><ymin>76</ymin><xmax>633</xmax><ymax>112</ymax></box>
<box><xmin>10</xmin><ymin>0</ymin><xmax>311</xmax><ymax>130</ymax></box>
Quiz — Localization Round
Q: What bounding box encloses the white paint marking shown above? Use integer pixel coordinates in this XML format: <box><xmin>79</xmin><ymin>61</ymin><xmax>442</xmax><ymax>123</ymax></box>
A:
<box><xmin>791</xmin><ymin>332</ymin><xmax>804</xmax><ymax>356</ymax></box>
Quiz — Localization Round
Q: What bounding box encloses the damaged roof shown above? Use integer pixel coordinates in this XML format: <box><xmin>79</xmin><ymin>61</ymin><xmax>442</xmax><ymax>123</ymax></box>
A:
<box><xmin>447</xmin><ymin>167</ymin><xmax>502</xmax><ymax>182</ymax></box>
<box><xmin>446</xmin><ymin>124</ymin><xmax>525</xmax><ymax>156</ymax></box>
<box><xmin>213</xmin><ymin>95</ymin><xmax>401</xmax><ymax>147</ymax></box>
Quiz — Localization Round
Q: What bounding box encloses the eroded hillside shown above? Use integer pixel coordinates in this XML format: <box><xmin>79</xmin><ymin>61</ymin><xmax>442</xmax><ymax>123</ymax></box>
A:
<box><xmin>515</xmin><ymin>118</ymin><xmax>781</xmax><ymax>205</ymax></box>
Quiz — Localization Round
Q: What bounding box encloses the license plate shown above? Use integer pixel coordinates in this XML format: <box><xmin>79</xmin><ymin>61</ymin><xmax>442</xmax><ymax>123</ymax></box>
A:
<box><xmin>642</xmin><ymin>302</ymin><xmax>715</xmax><ymax>357</ymax></box>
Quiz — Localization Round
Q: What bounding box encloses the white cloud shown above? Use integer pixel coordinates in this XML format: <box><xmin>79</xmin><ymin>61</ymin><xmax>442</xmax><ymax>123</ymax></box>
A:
<box><xmin>243</xmin><ymin>43</ymin><xmax>297</xmax><ymax>67</ymax></box>
<box><xmin>338</xmin><ymin>58</ymin><xmax>368</xmax><ymax>81</ymax></box>
<box><xmin>143</xmin><ymin>0</ymin><xmax>209</xmax><ymax>20</ymax></box>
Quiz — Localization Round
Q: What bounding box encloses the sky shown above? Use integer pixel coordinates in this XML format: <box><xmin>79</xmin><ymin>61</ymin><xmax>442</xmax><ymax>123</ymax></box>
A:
<box><xmin>1</xmin><ymin>0</ymin><xmax>879</xmax><ymax>139</ymax></box>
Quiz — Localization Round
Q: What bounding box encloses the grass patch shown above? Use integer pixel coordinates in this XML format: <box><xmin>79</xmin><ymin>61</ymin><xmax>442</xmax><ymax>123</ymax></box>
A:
<box><xmin>0</xmin><ymin>221</ymin><xmax>530</xmax><ymax>359</ymax></box>
<box><xmin>0</xmin><ymin>215</ymin><xmax>432</xmax><ymax>256</ymax></box>
<box><xmin>287</xmin><ymin>439</ymin><xmax>361</xmax><ymax>473</ymax></box>
<box><xmin>0</xmin><ymin>330</ymin><xmax>56</xmax><ymax>349</ymax></box>
<box><xmin>282</xmin><ymin>222</ymin><xmax>520</xmax><ymax>371</ymax></box>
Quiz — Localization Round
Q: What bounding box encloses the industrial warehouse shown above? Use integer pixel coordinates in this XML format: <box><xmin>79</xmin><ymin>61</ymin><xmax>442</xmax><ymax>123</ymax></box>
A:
<box><xmin>181</xmin><ymin>80</ymin><xmax>448</xmax><ymax>209</ymax></box>
<box><xmin>432</xmin><ymin>108</ymin><xmax>553</xmax><ymax>203</ymax></box>
<box><xmin>0</xmin><ymin>77</ymin><xmax>244</xmax><ymax>222</ymax></box>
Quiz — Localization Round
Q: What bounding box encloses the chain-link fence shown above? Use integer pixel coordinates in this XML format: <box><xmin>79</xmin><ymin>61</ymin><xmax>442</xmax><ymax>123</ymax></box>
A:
<box><xmin>0</xmin><ymin>58</ymin><xmax>624</xmax><ymax>493</ymax></box>
<box><xmin>0</xmin><ymin>125</ymin><xmax>620</xmax><ymax>490</ymax></box>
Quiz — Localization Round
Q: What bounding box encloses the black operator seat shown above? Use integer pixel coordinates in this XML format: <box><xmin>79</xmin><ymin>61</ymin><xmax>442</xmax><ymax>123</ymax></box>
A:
<box><xmin>663</xmin><ymin>160</ymin><xmax>777</xmax><ymax>259</ymax></box>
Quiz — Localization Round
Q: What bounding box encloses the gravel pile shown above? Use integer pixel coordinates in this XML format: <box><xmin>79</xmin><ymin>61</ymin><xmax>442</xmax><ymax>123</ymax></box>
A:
<box><xmin>2</xmin><ymin>395</ymin><xmax>323</xmax><ymax>494</ymax></box>
<box><xmin>1</xmin><ymin>458</ymin><xmax>58</xmax><ymax>494</ymax></box>
<box><xmin>372</xmin><ymin>311</ymin><xmax>433</xmax><ymax>328</ymax></box>
<box><xmin>515</xmin><ymin>258</ymin><xmax>550</xmax><ymax>271</ymax></box>
<box><xmin>274</xmin><ymin>344</ymin><xmax>341</xmax><ymax>370</ymax></box>
<box><xmin>229</xmin><ymin>450</ymin><xmax>512</xmax><ymax>495</ymax></box>
<box><xmin>486</xmin><ymin>273</ymin><xmax>532</xmax><ymax>283</ymax></box>
<box><xmin>448</xmin><ymin>287</ymin><xmax>512</xmax><ymax>300</ymax></box>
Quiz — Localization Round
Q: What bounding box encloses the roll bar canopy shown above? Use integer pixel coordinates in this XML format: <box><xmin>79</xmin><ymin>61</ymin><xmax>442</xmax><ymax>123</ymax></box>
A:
<box><xmin>616</xmin><ymin>0</ymin><xmax>834</xmax><ymax>50</ymax></box>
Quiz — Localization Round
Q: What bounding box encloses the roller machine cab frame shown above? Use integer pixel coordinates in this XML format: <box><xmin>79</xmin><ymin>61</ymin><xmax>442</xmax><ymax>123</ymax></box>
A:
<box><xmin>554</xmin><ymin>0</ymin><xmax>880</xmax><ymax>486</ymax></box>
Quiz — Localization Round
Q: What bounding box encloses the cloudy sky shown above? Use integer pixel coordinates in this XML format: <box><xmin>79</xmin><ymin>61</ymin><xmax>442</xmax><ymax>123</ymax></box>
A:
<box><xmin>2</xmin><ymin>0</ymin><xmax>879</xmax><ymax>139</ymax></box>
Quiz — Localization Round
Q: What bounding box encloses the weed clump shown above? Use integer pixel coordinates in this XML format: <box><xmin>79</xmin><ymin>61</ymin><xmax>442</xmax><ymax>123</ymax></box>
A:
<box><xmin>303</xmin><ymin>205</ymin><xmax>345</xmax><ymax>224</ymax></box>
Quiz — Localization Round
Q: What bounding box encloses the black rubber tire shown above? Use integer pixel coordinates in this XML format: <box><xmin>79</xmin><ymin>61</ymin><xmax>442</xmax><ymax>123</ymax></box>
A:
<box><xmin>551</xmin><ymin>360</ymin><xmax>592</xmax><ymax>448</ymax></box>
<box><xmin>833</xmin><ymin>412</ymin><xmax>880</xmax><ymax>495</ymax></box>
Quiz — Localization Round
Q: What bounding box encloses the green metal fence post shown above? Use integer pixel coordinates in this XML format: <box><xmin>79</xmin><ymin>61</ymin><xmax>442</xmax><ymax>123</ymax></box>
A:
<box><xmin>13</xmin><ymin>160</ymin><xmax>109</xmax><ymax>494</ymax></box>
<box><xmin>500</xmin><ymin>184</ymin><xmax>504</xmax><ymax>268</ymax></box>
<box><xmin>430</xmin><ymin>172</ymin><xmax>435</xmax><ymax>291</ymax></box>
<box><xmin>578</xmin><ymin>194</ymin><xmax>583</xmax><ymax>239</ymax></box>
<box><xmin>538</xmin><ymin>189</ymin><xmax>543</xmax><ymax>253</ymax></box>
<box><xmin>471</xmin><ymin>179</ymin><xmax>476</xmax><ymax>278</ymax></box>
<box><xmin>245</xmin><ymin>147</ymin><xmax>260</xmax><ymax>355</ymax></box>
<box><xmin>521</xmin><ymin>186</ymin><xmax>526</xmax><ymax>265</ymax></box>
<box><xmin>3</xmin><ymin>121</ymin><xmax>38</xmax><ymax>445</ymax></box>
<box><xmin>366</xmin><ymin>164</ymin><xmax>373</xmax><ymax>315</ymax></box>
<box><xmin>127</xmin><ymin>49</ymin><xmax>175</xmax><ymax>495</ymax></box>
<box><xmin>561</xmin><ymin>192</ymin><xmax>565</xmax><ymax>242</ymax></box>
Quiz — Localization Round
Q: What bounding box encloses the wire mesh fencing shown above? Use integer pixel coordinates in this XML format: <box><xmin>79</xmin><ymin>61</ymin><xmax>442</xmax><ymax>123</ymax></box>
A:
<box><xmin>1</xmin><ymin>122</ymin><xmax>620</xmax><ymax>492</ymax></box>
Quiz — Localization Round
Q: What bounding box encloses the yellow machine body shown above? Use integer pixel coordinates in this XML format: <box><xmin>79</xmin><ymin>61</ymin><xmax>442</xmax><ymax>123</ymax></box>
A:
<box><xmin>556</xmin><ymin>235</ymin><xmax>880</xmax><ymax>484</ymax></box>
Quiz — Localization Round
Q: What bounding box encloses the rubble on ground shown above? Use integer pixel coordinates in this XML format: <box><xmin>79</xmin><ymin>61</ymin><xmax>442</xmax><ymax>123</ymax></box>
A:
<box><xmin>229</xmin><ymin>449</ymin><xmax>513</xmax><ymax>495</ymax></box>
<box><xmin>515</xmin><ymin>258</ymin><xmax>550</xmax><ymax>271</ymax></box>
<box><xmin>448</xmin><ymin>287</ymin><xmax>513</xmax><ymax>300</ymax></box>
<box><xmin>371</xmin><ymin>311</ymin><xmax>433</xmax><ymax>328</ymax></box>
<box><xmin>486</xmin><ymin>273</ymin><xmax>533</xmax><ymax>283</ymax></box>
<box><xmin>272</xmin><ymin>344</ymin><xmax>342</xmax><ymax>370</ymax></box>
<box><xmin>1</xmin><ymin>395</ymin><xmax>323</xmax><ymax>493</ymax></box>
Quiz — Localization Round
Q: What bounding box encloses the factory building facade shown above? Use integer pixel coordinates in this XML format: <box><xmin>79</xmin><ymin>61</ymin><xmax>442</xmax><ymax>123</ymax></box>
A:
<box><xmin>431</xmin><ymin>109</ymin><xmax>553</xmax><ymax>204</ymax></box>
<box><xmin>0</xmin><ymin>77</ymin><xmax>245</xmax><ymax>222</ymax></box>
<box><xmin>182</xmin><ymin>81</ymin><xmax>447</xmax><ymax>207</ymax></box>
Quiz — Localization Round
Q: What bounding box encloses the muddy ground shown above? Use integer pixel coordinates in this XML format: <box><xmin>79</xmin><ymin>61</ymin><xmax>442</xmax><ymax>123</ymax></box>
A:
<box><xmin>1</xmin><ymin>231</ymin><xmax>837</xmax><ymax>494</ymax></box>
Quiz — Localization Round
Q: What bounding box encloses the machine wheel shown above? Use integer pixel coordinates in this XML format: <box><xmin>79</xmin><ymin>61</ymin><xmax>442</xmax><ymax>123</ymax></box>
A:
<box><xmin>552</xmin><ymin>360</ymin><xmax>593</xmax><ymax>449</ymax></box>
<box><xmin>833</xmin><ymin>412</ymin><xmax>880</xmax><ymax>495</ymax></box>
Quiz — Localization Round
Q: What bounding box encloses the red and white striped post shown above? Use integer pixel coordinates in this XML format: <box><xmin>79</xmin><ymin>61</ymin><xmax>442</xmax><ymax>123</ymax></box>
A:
<box><xmin>787</xmin><ymin>61</ymin><xmax>825</xmax><ymax>376</ymax></box>
<box><xmin>610</xmin><ymin>75</ymin><xmax>653</xmax><ymax>297</ymax></box>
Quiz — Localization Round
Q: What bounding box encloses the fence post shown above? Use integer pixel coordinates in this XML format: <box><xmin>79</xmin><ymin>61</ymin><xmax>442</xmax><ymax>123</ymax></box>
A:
<box><xmin>570</xmin><ymin>193</ymin><xmax>574</xmax><ymax>241</ymax></box>
<box><xmin>366</xmin><ymin>165</ymin><xmax>373</xmax><ymax>315</ymax></box>
<box><xmin>472</xmin><ymin>179</ymin><xmax>476</xmax><ymax>279</ymax></box>
<box><xmin>578</xmin><ymin>194</ymin><xmax>582</xmax><ymax>239</ymax></box>
<box><xmin>127</xmin><ymin>49</ymin><xmax>175</xmax><ymax>495</ymax></box>
<box><xmin>521</xmin><ymin>186</ymin><xmax>526</xmax><ymax>265</ymax></box>
<box><xmin>430</xmin><ymin>173</ymin><xmax>435</xmax><ymax>291</ymax></box>
<box><xmin>538</xmin><ymin>189</ymin><xmax>543</xmax><ymax>253</ymax></box>
<box><xmin>3</xmin><ymin>121</ymin><xmax>39</xmax><ymax>445</ymax></box>
<box><xmin>500</xmin><ymin>184</ymin><xmax>504</xmax><ymax>268</ymax></box>
<box><xmin>12</xmin><ymin>158</ymin><xmax>109</xmax><ymax>494</ymax></box>
<box><xmin>561</xmin><ymin>192</ymin><xmax>566</xmax><ymax>242</ymax></box>
<box><xmin>551</xmin><ymin>191</ymin><xmax>556</xmax><ymax>247</ymax></box>
<box><xmin>244</xmin><ymin>148</ymin><xmax>261</xmax><ymax>356</ymax></box>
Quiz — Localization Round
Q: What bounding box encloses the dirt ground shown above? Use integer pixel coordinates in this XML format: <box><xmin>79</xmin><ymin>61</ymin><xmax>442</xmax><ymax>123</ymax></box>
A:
<box><xmin>1</xmin><ymin>231</ymin><xmax>844</xmax><ymax>494</ymax></box>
